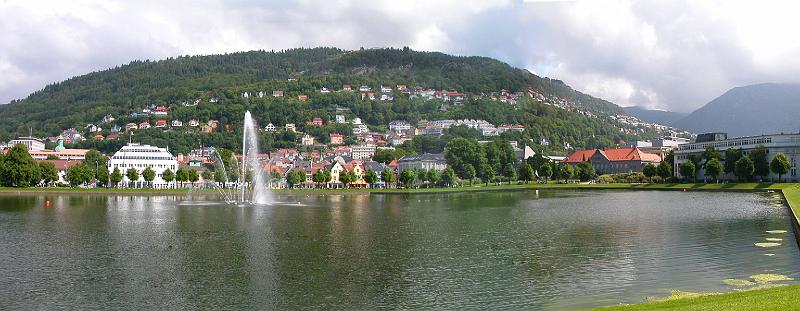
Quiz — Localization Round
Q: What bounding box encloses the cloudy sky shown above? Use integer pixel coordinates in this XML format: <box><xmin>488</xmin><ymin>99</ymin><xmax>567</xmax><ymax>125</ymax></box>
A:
<box><xmin>1</xmin><ymin>0</ymin><xmax>799</xmax><ymax>112</ymax></box>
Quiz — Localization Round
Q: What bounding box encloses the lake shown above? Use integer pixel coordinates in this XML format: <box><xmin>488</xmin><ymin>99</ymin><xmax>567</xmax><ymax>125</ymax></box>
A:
<box><xmin>0</xmin><ymin>190</ymin><xmax>798</xmax><ymax>310</ymax></box>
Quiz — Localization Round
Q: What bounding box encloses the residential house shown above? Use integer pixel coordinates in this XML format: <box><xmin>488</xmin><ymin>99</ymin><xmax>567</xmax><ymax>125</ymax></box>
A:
<box><xmin>200</xmin><ymin>124</ymin><xmax>214</xmax><ymax>133</ymax></box>
<box><xmin>301</xmin><ymin>134</ymin><xmax>315</xmax><ymax>146</ymax></box>
<box><xmin>155</xmin><ymin>120</ymin><xmax>168</xmax><ymax>128</ymax></box>
<box><xmin>272</xmin><ymin>90</ymin><xmax>284</xmax><ymax>97</ymax></box>
<box><xmin>350</xmin><ymin>144</ymin><xmax>376</xmax><ymax>160</ymax></box>
<box><xmin>171</xmin><ymin>120</ymin><xmax>183</xmax><ymax>127</ymax></box>
<box><xmin>110</xmin><ymin>125</ymin><xmax>122</xmax><ymax>133</ymax></box>
<box><xmin>309</xmin><ymin>117</ymin><xmax>323</xmax><ymax>127</ymax></box>
<box><xmin>138</xmin><ymin>121</ymin><xmax>151</xmax><ymax>129</ymax></box>
<box><xmin>101</xmin><ymin>114</ymin><xmax>115</xmax><ymax>123</ymax></box>
<box><xmin>320</xmin><ymin>87</ymin><xmax>330</xmax><ymax>94</ymax></box>
<box><xmin>342</xmin><ymin>84</ymin><xmax>352</xmax><ymax>91</ymax></box>
<box><xmin>188</xmin><ymin>119</ymin><xmax>200</xmax><ymax>127</ymax></box>
<box><xmin>126</xmin><ymin>123</ymin><xmax>138</xmax><ymax>131</ymax></box>
<box><xmin>264</xmin><ymin>123</ymin><xmax>277</xmax><ymax>132</ymax></box>
<box><xmin>389</xmin><ymin>120</ymin><xmax>412</xmax><ymax>132</ymax></box>
<box><xmin>330</xmin><ymin>133</ymin><xmax>344</xmax><ymax>145</ymax></box>
<box><xmin>297</xmin><ymin>95</ymin><xmax>309</xmax><ymax>101</ymax></box>
<box><xmin>335</xmin><ymin>115</ymin><xmax>346</xmax><ymax>124</ymax></box>
<box><xmin>85</xmin><ymin>124</ymin><xmax>101</xmax><ymax>133</ymax></box>
<box><xmin>358</xmin><ymin>85</ymin><xmax>371</xmax><ymax>92</ymax></box>
<box><xmin>152</xmin><ymin>106</ymin><xmax>169</xmax><ymax>115</ymax></box>
<box><xmin>285</xmin><ymin>123</ymin><xmax>296</xmax><ymax>132</ymax></box>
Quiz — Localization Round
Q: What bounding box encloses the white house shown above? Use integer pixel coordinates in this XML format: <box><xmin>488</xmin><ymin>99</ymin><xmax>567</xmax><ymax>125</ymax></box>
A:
<box><xmin>285</xmin><ymin>123</ymin><xmax>296</xmax><ymax>132</ymax></box>
<box><xmin>107</xmin><ymin>143</ymin><xmax>179</xmax><ymax>189</ymax></box>
<box><xmin>171</xmin><ymin>120</ymin><xmax>183</xmax><ymax>127</ymax></box>
<box><xmin>264</xmin><ymin>123</ymin><xmax>277</xmax><ymax>132</ymax></box>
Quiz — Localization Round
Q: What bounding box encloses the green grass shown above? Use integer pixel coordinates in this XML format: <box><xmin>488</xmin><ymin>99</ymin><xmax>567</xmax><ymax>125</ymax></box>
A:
<box><xmin>593</xmin><ymin>284</ymin><xmax>800</xmax><ymax>311</ymax></box>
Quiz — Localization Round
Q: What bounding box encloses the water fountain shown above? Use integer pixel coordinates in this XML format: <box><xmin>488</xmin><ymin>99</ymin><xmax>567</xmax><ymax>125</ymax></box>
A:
<box><xmin>195</xmin><ymin>111</ymin><xmax>273</xmax><ymax>205</ymax></box>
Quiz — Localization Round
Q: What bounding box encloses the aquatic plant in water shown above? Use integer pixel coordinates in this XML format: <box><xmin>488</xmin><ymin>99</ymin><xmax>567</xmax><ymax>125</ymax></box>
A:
<box><xmin>750</xmin><ymin>274</ymin><xmax>794</xmax><ymax>283</ymax></box>
<box><xmin>723</xmin><ymin>279</ymin><xmax>755</xmax><ymax>287</ymax></box>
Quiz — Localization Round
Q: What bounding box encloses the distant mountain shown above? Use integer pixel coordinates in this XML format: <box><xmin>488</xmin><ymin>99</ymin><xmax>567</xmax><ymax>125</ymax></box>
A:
<box><xmin>623</xmin><ymin>106</ymin><xmax>688</xmax><ymax>126</ymax></box>
<box><xmin>673</xmin><ymin>83</ymin><xmax>800</xmax><ymax>137</ymax></box>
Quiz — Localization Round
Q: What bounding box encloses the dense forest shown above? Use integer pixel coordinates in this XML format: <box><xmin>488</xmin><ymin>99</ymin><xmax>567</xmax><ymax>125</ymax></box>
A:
<box><xmin>0</xmin><ymin>47</ymin><xmax>657</xmax><ymax>155</ymax></box>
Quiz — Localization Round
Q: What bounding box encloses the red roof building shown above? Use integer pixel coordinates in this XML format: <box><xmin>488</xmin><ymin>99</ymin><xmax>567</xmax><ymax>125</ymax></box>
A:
<box><xmin>562</xmin><ymin>147</ymin><xmax>661</xmax><ymax>175</ymax></box>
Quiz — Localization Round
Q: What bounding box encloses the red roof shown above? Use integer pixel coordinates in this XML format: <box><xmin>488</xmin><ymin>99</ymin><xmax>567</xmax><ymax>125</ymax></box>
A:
<box><xmin>562</xmin><ymin>148</ymin><xmax>661</xmax><ymax>164</ymax></box>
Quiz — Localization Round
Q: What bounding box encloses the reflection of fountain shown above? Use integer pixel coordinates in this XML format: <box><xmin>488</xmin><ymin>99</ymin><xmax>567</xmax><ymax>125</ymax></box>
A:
<box><xmin>202</xmin><ymin>111</ymin><xmax>273</xmax><ymax>205</ymax></box>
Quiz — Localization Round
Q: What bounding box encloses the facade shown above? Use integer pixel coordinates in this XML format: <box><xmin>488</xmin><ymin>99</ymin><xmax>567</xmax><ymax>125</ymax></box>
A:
<box><xmin>9</xmin><ymin>137</ymin><xmax>45</xmax><ymax>152</ymax></box>
<box><xmin>562</xmin><ymin>147</ymin><xmax>662</xmax><ymax>174</ymax></box>
<box><xmin>674</xmin><ymin>133</ymin><xmax>800</xmax><ymax>181</ymax></box>
<box><xmin>397</xmin><ymin>153</ymin><xmax>447</xmax><ymax>171</ymax></box>
<box><xmin>330</xmin><ymin>133</ymin><xmax>344</xmax><ymax>145</ymax></box>
<box><xmin>389</xmin><ymin>120</ymin><xmax>412</xmax><ymax>132</ymax></box>
<box><xmin>301</xmin><ymin>134</ymin><xmax>315</xmax><ymax>146</ymax></box>
<box><xmin>264</xmin><ymin>123</ymin><xmax>277</xmax><ymax>132</ymax></box>
<box><xmin>107</xmin><ymin>143</ymin><xmax>179</xmax><ymax>188</ymax></box>
<box><xmin>350</xmin><ymin>144</ymin><xmax>376</xmax><ymax>160</ymax></box>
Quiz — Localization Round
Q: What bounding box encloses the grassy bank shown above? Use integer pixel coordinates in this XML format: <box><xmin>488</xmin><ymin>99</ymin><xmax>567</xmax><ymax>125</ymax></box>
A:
<box><xmin>593</xmin><ymin>284</ymin><xmax>800</xmax><ymax>311</ymax></box>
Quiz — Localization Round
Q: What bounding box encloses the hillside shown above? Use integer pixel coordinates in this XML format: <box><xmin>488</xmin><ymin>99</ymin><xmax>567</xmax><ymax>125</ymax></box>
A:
<box><xmin>623</xmin><ymin>106</ymin><xmax>688</xmax><ymax>127</ymax></box>
<box><xmin>673</xmin><ymin>83</ymin><xmax>800</xmax><ymax>137</ymax></box>
<box><xmin>0</xmin><ymin>47</ymin><xmax>660</xmax><ymax>154</ymax></box>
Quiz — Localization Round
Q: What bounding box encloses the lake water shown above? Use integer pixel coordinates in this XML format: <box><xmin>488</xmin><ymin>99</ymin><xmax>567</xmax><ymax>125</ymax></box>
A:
<box><xmin>0</xmin><ymin>190</ymin><xmax>798</xmax><ymax>310</ymax></box>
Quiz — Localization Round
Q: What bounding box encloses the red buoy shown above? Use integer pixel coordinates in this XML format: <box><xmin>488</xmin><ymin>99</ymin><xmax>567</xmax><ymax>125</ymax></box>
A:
<box><xmin>45</xmin><ymin>200</ymin><xmax>51</xmax><ymax>208</ymax></box>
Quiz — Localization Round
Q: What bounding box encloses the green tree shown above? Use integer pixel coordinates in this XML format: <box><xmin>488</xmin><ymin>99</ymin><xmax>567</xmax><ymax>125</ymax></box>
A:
<box><xmin>724</xmin><ymin>148</ymin><xmax>743</xmax><ymax>175</ymax></box>
<box><xmin>66</xmin><ymin>163</ymin><xmax>93</xmax><ymax>187</ymax></box>
<box><xmin>202</xmin><ymin>170</ymin><xmax>213</xmax><ymax>183</ymax></box>
<box><xmin>110</xmin><ymin>167</ymin><xmax>123</xmax><ymax>187</ymax></box>
<box><xmin>539</xmin><ymin>163</ymin><xmax>553</xmax><ymax>183</ymax></box>
<box><xmin>503</xmin><ymin>163</ymin><xmax>516</xmax><ymax>185</ymax></box>
<box><xmin>126</xmin><ymin>168</ymin><xmax>139</xmax><ymax>187</ymax></box>
<box><xmin>735</xmin><ymin>156</ymin><xmax>754</xmax><ymax>182</ymax></box>
<box><xmin>482</xmin><ymin>165</ymin><xmax>496</xmax><ymax>186</ymax></box>
<box><xmin>339</xmin><ymin>170</ymin><xmax>357</xmax><ymax>188</ymax></box>
<box><xmin>770</xmin><ymin>153</ymin><xmax>791</xmax><ymax>182</ymax></box>
<box><xmin>560</xmin><ymin>165</ymin><xmax>574</xmax><ymax>182</ymax></box>
<box><xmin>519</xmin><ymin>163</ymin><xmax>535</xmax><ymax>183</ymax></box>
<box><xmin>38</xmin><ymin>162</ymin><xmax>58</xmax><ymax>186</ymax></box>
<box><xmin>286</xmin><ymin>169</ymin><xmax>305</xmax><ymax>188</ymax></box>
<box><xmin>142</xmin><ymin>167</ymin><xmax>156</xmax><ymax>188</ymax></box>
<box><xmin>576</xmin><ymin>161</ymin><xmax>596</xmax><ymax>182</ymax></box>
<box><xmin>96</xmin><ymin>165</ymin><xmax>110</xmax><ymax>187</ymax></box>
<box><xmin>364</xmin><ymin>169</ymin><xmax>378</xmax><ymax>188</ymax></box>
<box><xmin>679</xmin><ymin>161</ymin><xmax>696</xmax><ymax>182</ymax></box>
<box><xmin>381</xmin><ymin>168</ymin><xmax>396</xmax><ymax>188</ymax></box>
<box><xmin>463</xmin><ymin>164</ymin><xmax>476</xmax><ymax>185</ymax></box>
<box><xmin>749</xmin><ymin>145</ymin><xmax>770</xmax><ymax>181</ymax></box>
<box><xmin>214</xmin><ymin>167</ymin><xmax>227</xmax><ymax>185</ymax></box>
<box><xmin>1</xmin><ymin>144</ymin><xmax>40</xmax><ymax>187</ymax></box>
<box><xmin>705</xmin><ymin>158</ymin><xmax>723</xmax><ymax>183</ymax></box>
<box><xmin>312</xmin><ymin>169</ymin><xmax>327</xmax><ymax>188</ymax></box>
<box><xmin>175</xmin><ymin>168</ymin><xmax>188</xmax><ymax>188</ymax></box>
<box><xmin>83</xmin><ymin>149</ymin><xmax>107</xmax><ymax>178</ymax></box>
<box><xmin>702</xmin><ymin>145</ymin><xmax>718</xmax><ymax>164</ymax></box>
<box><xmin>441</xmin><ymin>167</ymin><xmax>457</xmax><ymax>187</ymax></box>
<box><xmin>399</xmin><ymin>169</ymin><xmax>417</xmax><ymax>188</ymax></box>
<box><xmin>444</xmin><ymin>137</ymin><xmax>484</xmax><ymax>180</ymax></box>
<box><xmin>162</xmin><ymin>168</ymin><xmax>175</xmax><ymax>188</ymax></box>
<box><xmin>187</xmin><ymin>169</ymin><xmax>199</xmax><ymax>186</ymax></box>
<box><xmin>643</xmin><ymin>163</ymin><xmax>657</xmax><ymax>183</ymax></box>
<box><xmin>426</xmin><ymin>169</ymin><xmax>440</xmax><ymax>188</ymax></box>
<box><xmin>656</xmin><ymin>161</ymin><xmax>672</xmax><ymax>183</ymax></box>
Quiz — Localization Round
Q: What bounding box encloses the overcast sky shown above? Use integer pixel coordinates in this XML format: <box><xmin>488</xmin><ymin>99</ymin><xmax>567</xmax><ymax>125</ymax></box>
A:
<box><xmin>1</xmin><ymin>0</ymin><xmax>799</xmax><ymax>112</ymax></box>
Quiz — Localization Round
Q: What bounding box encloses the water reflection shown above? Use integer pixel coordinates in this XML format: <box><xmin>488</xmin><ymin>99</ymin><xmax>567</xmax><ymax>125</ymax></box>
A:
<box><xmin>0</xmin><ymin>191</ymin><xmax>797</xmax><ymax>309</ymax></box>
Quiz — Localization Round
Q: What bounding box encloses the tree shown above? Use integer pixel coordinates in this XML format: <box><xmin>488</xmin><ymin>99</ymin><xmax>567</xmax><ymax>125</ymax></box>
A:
<box><xmin>705</xmin><ymin>158</ymin><xmax>723</xmax><ymax>183</ymax></box>
<box><xmin>503</xmin><ymin>163</ymin><xmax>516</xmax><ymax>185</ymax></box>
<box><xmin>286</xmin><ymin>169</ymin><xmax>305</xmax><ymax>188</ymax></box>
<box><xmin>518</xmin><ymin>163</ymin><xmax>535</xmax><ymax>183</ymax></box>
<box><xmin>483</xmin><ymin>165</ymin><xmax>496</xmax><ymax>186</ymax></box>
<box><xmin>643</xmin><ymin>163</ymin><xmax>657</xmax><ymax>183</ymax></box>
<box><xmin>162</xmin><ymin>168</ymin><xmax>175</xmax><ymax>188</ymax></box>
<box><xmin>539</xmin><ymin>163</ymin><xmax>553</xmax><ymax>183</ymax></box>
<box><xmin>679</xmin><ymin>161</ymin><xmax>696</xmax><ymax>182</ymax></box>
<box><xmin>214</xmin><ymin>167</ymin><xmax>227</xmax><ymax>185</ymax></box>
<box><xmin>187</xmin><ymin>169</ymin><xmax>199</xmax><ymax>186</ymax></box>
<box><xmin>381</xmin><ymin>168</ymin><xmax>396</xmax><ymax>188</ymax></box>
<box><xmin>702</xmin><ymin>145</ymin><xmax>718</xmax><ymax>165</ymax></box>
<box><xmin>96</xmin><ymin>165</ymin><xmax>110</xmax><ymax>187</ymax></box>
<box><xmin>560</xmin><ymin>165</ymin><xmax>574</xmax><ymax>182</ymax></box>
<box><xmin>110</xmin><ymin>167</ymin><xmax>123</xmax><ymax>187</ymax></box>
<box><xmin>312</xmin><ymin>169</ymin><xmax>327</xmax><ymax>188</ymax></box>
<box><xmin>142</xmin><ymin>167</ymin><xmax>156</xmax><ymax>188</ymax></box>
<box><xmin>463</xmin><ymin>164</ymin><xmax>476</xmax><ymax>185</ymax></box>
<box><xmin>201</xmin><ymin>170</ymin><xmax>213</xmax><ymax>183</ymax></box>
<box><xmin>399</xmin><ymin>169</ymin><xmax>417</xmax><ymax>188</ymax></box>
<box><xmin>126</xmin><ymin>168</ymin><xmax>139</xmax><ymax>188</ymax></box>
<box><xmin>576</xmin><ymin>161</ymin><xmax>596</xmax><ymax>182</ymax></box>
<box><xmin>770</xmin><ymin>153</ymin><xmax>791</xmax><ymax>182</ymax></box>
<box><xmin>735</xmin><ymin>156</ymin><xmax>754</xmax><ymax>182</ymax></box>
<box><xmin>656</xmin><ymin>161</ymin><xmax>672</xmax><ymax>183</ymax></box>
<box><xmin>176</xmin><ymin>168</ymin><xmax>188</xmax><ymax>188</ymax></box>
<box><xmin>724</xmin><ymin>148</ymin><xmax>743</xmax><ymax>175</ymax></box>
<box><xmin>444</xmin><ymin>137</ymin><xmax>484</xmax><ymax>180</ymax></box>
<box><xmin>38</xmin><ymin>162</ymin><xmax>58</xmax><ymax>186</ymax></box>
<box><xmin>84</xmin><ymin>149</ymin><xmax>107</xmax><ymax>178</ymax></box>
<box><xmin>339</xmin><ymin>170</ymin><xmax>355</xmax><ymax>188</ymax></box>
<box><xmin>749</xmin><ymin>145</ymin><xmax>770</xmax><ymax>181</ymax></box>
<box><xmin>364</xmin><ymin>169</ymin><xmax>378</xmax><ymax>188</ymax></box>
<box><xmin>426</xmin><ymin>169</ymin><xmax>440</xmax><ymax>188</ymax></box>
<box><xmin>441</xmin><ymin>167</ymin><xmax>457</xmax><ymax>187</ymax></box>
<box><xmin>1</xmin><ymin>144</ymin><xmax>40</xmax><ymax>187</ymax></box>
<box><xmin>65</xmin><ymin>163</ymin><xmax>93</xmax><ymax>187</ymax></box>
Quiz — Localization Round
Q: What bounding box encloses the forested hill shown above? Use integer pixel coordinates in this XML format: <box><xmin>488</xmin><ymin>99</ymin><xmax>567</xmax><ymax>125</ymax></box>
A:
<box><xmin>0</xmin><ymin>47</ymin><xmax>657</xmax><ymax>155</ymax></box>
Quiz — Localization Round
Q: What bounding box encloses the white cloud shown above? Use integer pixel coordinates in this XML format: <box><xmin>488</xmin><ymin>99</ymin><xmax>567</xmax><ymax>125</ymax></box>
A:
<box><xmin>1</xmin><ymin>0</ymin><xmax>799</xmax><ymax>112</ymax></box>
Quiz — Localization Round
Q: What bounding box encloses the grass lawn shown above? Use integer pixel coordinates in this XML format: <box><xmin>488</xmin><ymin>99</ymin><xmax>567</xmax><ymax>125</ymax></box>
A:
<box><xmin>593</xmin><ymin>284</ymin><xmax>800</xmax><ymax>311</ymax></box>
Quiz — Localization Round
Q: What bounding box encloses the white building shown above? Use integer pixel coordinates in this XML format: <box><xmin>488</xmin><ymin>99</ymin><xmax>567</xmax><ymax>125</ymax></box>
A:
<box><xmin>285</xmin><ymin>123</ymin><xmax>296</xmax><ymax>132</ymax></box>
<box><xmin>335</xmin><ymin>115</ymin><xmax>346</xmax><ymax>124</ymax></box>
<box><xmin>8</xmin><ymin>137</ymin><xmax>45</xmax><ymax>152</ymax></box>
<box><xmin>107</xmin><ymin>143</ymin><xmax>179</xmax><ymax>189</ymax></box>
<box><xmin>389</xmin><ymin>120</ymin><xmax>411</xmax><ymax>132</ymax></box>
<box><xmin>351</xmin><ymin>144</ymin><xmax>377</xmax><ymax>160</ymax></box>
<box><xmin>264</xmin><ymin>123</ymin><xmax>277</xmax><ymax>132</ymax></box>
<box><xmin>674</xmin><ymin>133</ymin><xmax>800</xmax><ymax>181</ymax></box>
